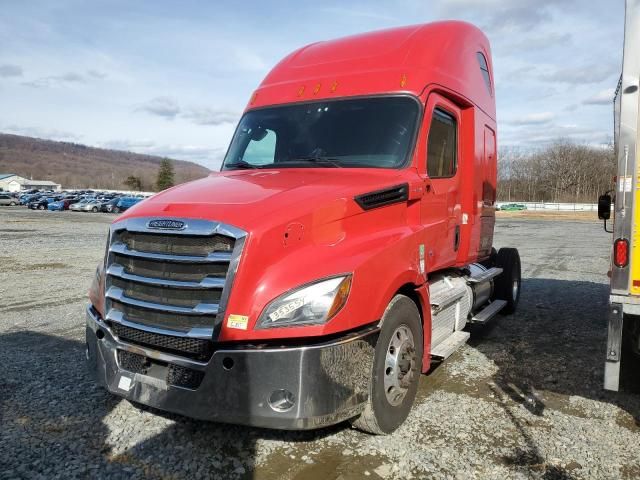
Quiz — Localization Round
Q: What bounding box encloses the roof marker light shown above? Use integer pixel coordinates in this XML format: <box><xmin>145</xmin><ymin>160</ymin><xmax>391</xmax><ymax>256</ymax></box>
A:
<box><xmin>297</xmin><ymin>85</ymin><xmax>305</xmax><ymax>97</ymax></box>
<box><xmin>330</xmin><ymin>81</ymin><xmax>338</xmax><ymax>92</ymax></box>
<box><xmin>313</xmin><ymin>83</ymin><xmax>321</xmax><ymax>95</ymax></box>
<box><xmin>400</xmin><ymin>74</ymin><xmax>407</xmax><ymax>87</ymax></box>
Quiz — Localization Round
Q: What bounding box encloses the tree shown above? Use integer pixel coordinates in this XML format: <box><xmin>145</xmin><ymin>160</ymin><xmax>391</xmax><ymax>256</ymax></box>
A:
<box><xmin>124</xmin><ymin>175</ymin><xmax>142</xmax><ymax>191</ymax></box>
<box><xmin>156</xmin><ymin>159</ymin><xmax>175</xmax><ymax>191</ymax></box>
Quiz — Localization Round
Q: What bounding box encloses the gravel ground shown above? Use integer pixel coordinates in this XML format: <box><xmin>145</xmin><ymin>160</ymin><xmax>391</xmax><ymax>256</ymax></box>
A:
<box><xmin>1</xmin><ymin>207</ymin><xmax>639</xmax><ymax>479</ymax></box>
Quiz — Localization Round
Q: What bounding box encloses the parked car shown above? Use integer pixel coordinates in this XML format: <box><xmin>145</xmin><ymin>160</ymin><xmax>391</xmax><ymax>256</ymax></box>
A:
<box><xmin>114</xmin><ymin>196</ymin><xmax>142</xmax><ymax>213</ymax></box>
<box><xmin>499</xmin><ymin>203</ymin><xmax>527</xmax><ymax>211</ymax></box>
<box><xmin>29</xmin><ymin>196</ymin><xmax>60</xmax><ymax>210</ymax></box>
<box><xmin>0</xmin><ymin>193</ymin><xmax>18</xmax><ymax>206</ymax></box>
<box><xmin>20</xmin><ymin>193</ymin><xmax>41</xmax><ymax>205</ymax></box>
<box><xmin>82</xmin><ymin>200</ymin><xmax>107</xmax><ymax>212</ymax></box>
<box><xmin>101</xmin><ymin>197</ymin><xmax>122</xmax><ymax>213</ymax></box>
<box><xmin>48</xmin><ymin>199</ymin><xmax>73</xmax><ymax>211</ymax></box>
<box><xmin>70</xmin><ymin>199</ymin><xmax>94</xmax><ymax>212</ymax></box>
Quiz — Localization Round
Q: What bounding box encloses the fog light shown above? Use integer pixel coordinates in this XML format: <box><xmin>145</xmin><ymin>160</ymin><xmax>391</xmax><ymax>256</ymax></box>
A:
<box><xmin>268</xmin><ymin>389</ymin><xmax>295</xmax><ymax>412</ymax></box>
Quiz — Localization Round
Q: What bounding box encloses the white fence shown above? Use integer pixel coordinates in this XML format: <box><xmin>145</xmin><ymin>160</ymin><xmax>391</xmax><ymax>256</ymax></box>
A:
<box><xmin>497</xmin><ymin>202</ymin><xmax>599</xmax><ymax>212</ymax></box>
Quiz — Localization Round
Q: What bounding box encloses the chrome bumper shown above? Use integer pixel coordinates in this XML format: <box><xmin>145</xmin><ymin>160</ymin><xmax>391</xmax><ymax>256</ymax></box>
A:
<box><xmin>86</xmin><ymin>305</ymin><xmax>377</xmax><ymax>430</ymax></box>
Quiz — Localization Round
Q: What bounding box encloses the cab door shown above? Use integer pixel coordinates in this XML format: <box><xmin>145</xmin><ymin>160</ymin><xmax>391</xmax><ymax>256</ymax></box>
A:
<box><xmin>420</xmin><ymin>93</ymin><xmax>462</xmax><ymax>272</ymax></box>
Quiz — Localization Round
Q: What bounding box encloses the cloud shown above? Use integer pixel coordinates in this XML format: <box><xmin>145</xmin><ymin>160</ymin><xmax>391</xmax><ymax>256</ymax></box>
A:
<box><xmin>136</xmin><ymin>98</ymin><xmax>238</xmax><ymax>125</ymax></box>
<box><xmin>498</xmin><ymin>32</ymin><xmax>572</xmax><ymax>54</ymax></box>
<box><xmin>434</xmin><ymin>0</ymin><xmax>572</xmax><ymax>33</ymax></box>
<box><xmin>100</xmin><ymin>138</ymin><xmax>225</xmax><ymax>168</ymax></box>
<box><xmin>500</xmin><ymin>122</ymin><xmax>610</xmax><ymax>147</ymax></box>
<box><xmin>2</xmin><ymin>124</ymin><xmax>81</xmax><ymax>141</ymax></box>
<box><xmin>318</xmin><ymin>6</ymin><xmax>398</xmax><ymax>22</ymax></box>
<box><xmin>0</xmin><ymin>64</ymin><xmax>23</xmax><ymax>77</ymax></box>
<box><xmin>87</xmin><ymin>69</ymin><xmax>108</xmax><ymax>79</ymax></box>
<box><xmin>539</xmin><ymin>63</ymin><xmax>618</xmax><ymax>84</ymax></box>
<box><xmin>21</xmin><ymin>70</ymin><xmax>107</xmax><ymax>88</ymax></box>
<box><xmin>181</xmin><ymin>107</ymin><xmax>238</xmax><ymax>126</ymax></box>
<box><xmin>136</xmin><ymin>96</ymin><xmax>181</xmax><ymax>119</ymax></box>
<box><xmin>508</xmin><ymin>112</ymin><xmax>555</xmax><ymax>126</ymax></box>
<box><xmin>582</xmin><ymin>88</ymin><xmax>616</xmax><ymax>105</ymax></box>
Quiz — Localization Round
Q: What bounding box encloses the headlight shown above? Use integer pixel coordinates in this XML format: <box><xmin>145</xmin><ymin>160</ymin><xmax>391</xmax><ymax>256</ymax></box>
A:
<box><xmin>256</xmin><ymin>275</ymin><xmax>352</xmax><ymax>329</ymax></box>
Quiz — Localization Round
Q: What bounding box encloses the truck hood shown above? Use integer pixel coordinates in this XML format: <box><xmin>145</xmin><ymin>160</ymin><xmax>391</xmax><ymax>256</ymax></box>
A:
<box><xmin>120</xmin><ymin>168</ymin><xmax>406</xmax><ymax>231</ymax></box>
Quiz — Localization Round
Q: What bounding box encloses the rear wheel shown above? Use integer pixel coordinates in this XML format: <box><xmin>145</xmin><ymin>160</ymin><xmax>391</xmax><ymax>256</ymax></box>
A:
<box><xmin>351</xmin><ymin>295</ymin><xmax>423</xmax><ymax>435</ymax></box>
<box><xmin>114</xmin><ymin>207</ymin><xmax>120</xmax><ymax>213</ymax></box>
<box><xmin>38</xmin><ymin>204</ymin><xmax>45</xmax><ymax>210</ymax></box>
<box><xmin>493</xmin><ymin>247</ymin><xmax>521</xmax><ymax>314</ymax></box>
<box><xmin>10</xmin><ymin>201</ymin><xmax>16</xmax><ymax>206</ymax></box>
<box><xmin>92</xmin><ymin>207</ymin><xmax>98</xmax><ymax>212</ymax></box>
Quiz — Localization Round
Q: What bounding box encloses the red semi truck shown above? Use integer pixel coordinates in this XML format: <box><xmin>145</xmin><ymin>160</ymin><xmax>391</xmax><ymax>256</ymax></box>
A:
<box><xmin>87</xmin><ymin>21</ymin><xmax>521</xmax><ymax>434</ymax></box>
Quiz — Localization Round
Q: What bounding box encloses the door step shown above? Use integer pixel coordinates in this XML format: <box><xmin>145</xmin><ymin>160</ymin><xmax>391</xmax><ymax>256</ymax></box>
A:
<box><xmin>467</xmin><ymin>267</ymin><xmax>503</xmax><ymax>283</ymax></box>
<box><xmin>469</xmin><ymin>299</ymin><xmax>507</xmax><ymax>324</ymax></box>
<box><xmin>431</xmin><ymin>331</ymin><xmax>470</xmax><ymax>360</ymax></box>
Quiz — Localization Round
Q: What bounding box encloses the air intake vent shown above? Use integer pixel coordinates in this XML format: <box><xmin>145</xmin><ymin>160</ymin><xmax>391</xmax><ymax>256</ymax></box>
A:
<box><xmin>354</xmin><ymin>184</ymin><xmax>409</xmax><ymax>211</ymax></box>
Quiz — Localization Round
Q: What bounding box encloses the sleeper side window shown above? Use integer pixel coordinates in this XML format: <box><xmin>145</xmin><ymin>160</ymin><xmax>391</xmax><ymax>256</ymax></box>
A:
<box><xmin>426</xmin><ymin>108</ymin><xmax>457</xmax><ymax>178</ymax></box>
<box><xmin>476</xmin><ymin>52</ymin><xmax>492</xmax><ymax>95</ymax></box>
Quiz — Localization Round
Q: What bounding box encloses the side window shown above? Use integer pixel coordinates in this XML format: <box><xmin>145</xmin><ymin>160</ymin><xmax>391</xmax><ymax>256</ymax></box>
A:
<box><xmin>242</xmin><ymin>128</ymin><xmax>277</xmax><ymax>165</ymax></box>
<box><xmin>426</xmin><ymin>108</ymin><xmax>457</xmax><ymax>178</ymax></box>
<box><xmin>476</xmin><ymin>52</ymin><xmax>492</xmax><ymax>95</ymax></box>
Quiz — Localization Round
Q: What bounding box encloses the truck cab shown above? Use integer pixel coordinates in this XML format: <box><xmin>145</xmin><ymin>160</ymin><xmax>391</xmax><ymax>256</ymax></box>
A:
<box><xmin>86</xmin><ymin>21</ymin><xmax>521</xmax><ymax>434</ymax></box>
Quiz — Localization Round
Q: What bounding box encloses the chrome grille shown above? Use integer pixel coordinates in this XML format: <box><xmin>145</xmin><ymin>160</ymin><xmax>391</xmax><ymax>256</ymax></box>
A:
<box><xmin>105</xmin><ymin>217</ymin><xmax>246</xmax><ymax>359</ymax></box>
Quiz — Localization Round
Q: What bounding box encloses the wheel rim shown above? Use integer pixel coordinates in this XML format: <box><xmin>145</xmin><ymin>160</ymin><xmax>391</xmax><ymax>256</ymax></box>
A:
<box><xmin>512</xmin><ymin>279</ymin><xmax>519</xmax><ymax>301</ymax></box>
<box><xmin>383</xmin><ymin>324</ymin><xmax>416</xmax><ymax>406</ymax></box>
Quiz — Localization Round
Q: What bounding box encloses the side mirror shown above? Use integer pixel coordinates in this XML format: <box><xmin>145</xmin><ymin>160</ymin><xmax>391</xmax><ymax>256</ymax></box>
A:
<box><xmin>598</xmin><ymin>193</ymin><xmax>612</xmax><ymax>220</ymax></box>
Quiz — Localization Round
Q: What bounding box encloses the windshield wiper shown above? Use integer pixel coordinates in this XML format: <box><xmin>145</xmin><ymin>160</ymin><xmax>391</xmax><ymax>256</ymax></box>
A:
<box><xmin>288</xmin><ymin>156</ymin><xmax>344</xmax><ymax>168</ymax></box>
<box><xmin>224</xmin><ymin>160</ymin><xmax>261</xmax><ymax>170</ymax></box>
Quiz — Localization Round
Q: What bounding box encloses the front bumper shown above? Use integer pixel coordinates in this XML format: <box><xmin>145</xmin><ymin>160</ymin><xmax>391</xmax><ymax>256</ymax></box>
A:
<box><xmin>86</xmin><ymin>305</ymin><xmax>377</xmax><ymax>430</ymax></box>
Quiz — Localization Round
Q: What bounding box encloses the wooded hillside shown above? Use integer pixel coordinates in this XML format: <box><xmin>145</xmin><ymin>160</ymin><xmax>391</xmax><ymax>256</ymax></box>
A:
<box><xmin>0</xmin><ymin>133</ymin><xmax>210</xmax><ymax>190</ymax></box>
<box><xmin>498</xmin><ymin>140</ymin><xmax>616</xmax><ymax>203</ymax></box>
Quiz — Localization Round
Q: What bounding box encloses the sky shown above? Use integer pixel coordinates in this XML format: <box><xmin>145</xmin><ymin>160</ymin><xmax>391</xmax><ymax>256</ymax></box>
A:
<box><xmin>0</xmin><ymin>0</ymin><xmax>625</xmax><ymax>170</ymax></box>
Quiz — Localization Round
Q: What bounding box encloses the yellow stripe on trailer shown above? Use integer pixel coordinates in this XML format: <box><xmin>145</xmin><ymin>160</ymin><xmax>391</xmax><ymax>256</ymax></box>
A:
<box><xmin>631</xmin><ymin>169</ymin><xmax>640</xmax><ymax>294</ymax></box>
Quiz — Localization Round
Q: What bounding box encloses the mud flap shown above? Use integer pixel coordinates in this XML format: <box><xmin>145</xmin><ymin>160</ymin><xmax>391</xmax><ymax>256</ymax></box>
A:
<box><xmin>604</xmin><ymin>303</ymin><xmax>624</xmax><ymax>391</ymax></box>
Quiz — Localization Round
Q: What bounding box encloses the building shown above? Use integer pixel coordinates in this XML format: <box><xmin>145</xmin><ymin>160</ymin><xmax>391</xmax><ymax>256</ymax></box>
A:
<box><xmin>0</xmin><ymin>174</ymin><xmax>61</xmax><ymax>192</ymax></box>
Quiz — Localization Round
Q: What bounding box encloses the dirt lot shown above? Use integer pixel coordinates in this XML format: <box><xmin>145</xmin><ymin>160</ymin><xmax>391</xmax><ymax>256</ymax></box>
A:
<box><xmin>1</xmin><ymin>208</ymin><xmax>639</xmax><ymax>479</ymax></box>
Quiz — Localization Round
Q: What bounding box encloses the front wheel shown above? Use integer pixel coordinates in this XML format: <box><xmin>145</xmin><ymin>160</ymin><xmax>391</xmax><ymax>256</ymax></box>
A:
<box><xmin>38</xmin><ymin>205</ymin><xmax>45</xmax><ymax>210</ymax></box>
<box><xmin>493</xmin><ymin>247</ymin><xmax>521</xmax><ymax>314</ymax></box>
<box><xmin>351</xmin><ymin>295</ymin><xmax>423</xmax><ymax>435</ymax></box>
<box><xmin>92</xmin><ymin>207</ymin><xmax>98</xmax><ymax>212</ymax></box>
<box><xmin>10</xmin><ymin>201</ymin><xmax>16</xmax><ymax>206</ymax></box>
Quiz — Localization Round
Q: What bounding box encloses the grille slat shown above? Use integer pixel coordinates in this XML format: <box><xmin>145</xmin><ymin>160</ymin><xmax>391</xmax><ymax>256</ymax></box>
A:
<box><xmin>115</xmin><ymin>231</ymin><xmax>233</xmax><ymax>256</ymax></box>
<box><xmin>112</xmin><ymin>255</ymin><xmax>228</xmax><ymax>282</ymax></box>
<box><xmin>110</xmin><ymin>242</ymin><xmax>232</xmax><ymax>264</ymax></box>
<box><xmin>106</xmin><ymin>286</ymin><xmax>219</xmax><ymax>315</ymax></box>
<box><xmin>110</xmin><ymin>277</ymin><xmax>222</xmax><ymax>308</ymax></box>
<box><xmin>105</xmin><ymin>221</ymin><xmax>243</xmax><ymax>360</ymax></box>
<box><xmin>108</xmin><ymin>302</ymin><xmax>216</xmax><ymax>333</ymax></box>
<box><xmin>107</xmin><ymin>264</ymin><xmax>225</xmax><ymax>290</ymax></box>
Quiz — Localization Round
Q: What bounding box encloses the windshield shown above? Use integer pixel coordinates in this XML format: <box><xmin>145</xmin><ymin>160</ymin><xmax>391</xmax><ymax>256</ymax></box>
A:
<box><xmin>222</xmin><ymin>96</ymin><xmax>420</xmax><ymax>170</ymax></box>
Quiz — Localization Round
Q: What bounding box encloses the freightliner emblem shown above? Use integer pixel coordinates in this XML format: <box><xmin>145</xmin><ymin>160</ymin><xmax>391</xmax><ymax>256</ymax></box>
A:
<box><xmin>147</xmin><ymin>219</ymin><xmax>186</xmax><ymax>230</ymax></box>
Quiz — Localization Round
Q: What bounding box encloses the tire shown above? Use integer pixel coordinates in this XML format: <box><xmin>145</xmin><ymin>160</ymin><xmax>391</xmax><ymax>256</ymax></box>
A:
<box><xmin>493</xmin><ymin>247</ymin><xmax>521</xmax><ymax>314</ymax></box>
<box><xmin>114</xmin><ymin>207</ymin><xmax>120</xmax><ymax>214</ymax></box>
<box><xmin>10</xmin><ymin>202</ymin><xmax>16</xmax><ymax>206</ymax></box>
<box><xmin>92</xmin><ymin>207</ymin><xmax>98</xmax><ymax>212</ymax></box>
<box><xmin>38</xmin><ymin>205</ymin><xmax>45</xmax><ymax>210</ymax></box>
<box><xmin>351</xmin><ymin>295</ymin><xmax>423</xmax><ymax>435</ymax></box>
